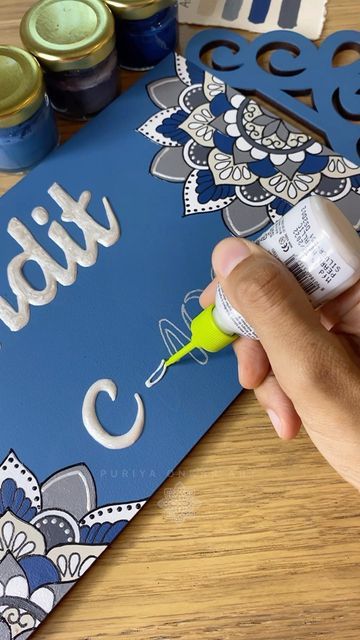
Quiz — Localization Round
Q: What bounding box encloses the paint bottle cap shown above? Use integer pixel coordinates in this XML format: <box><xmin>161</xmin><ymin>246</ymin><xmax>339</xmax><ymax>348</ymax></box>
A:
<box><xmin>165</xmin><ymin>305</ymin><xmax>236</xmax><ymax>368</ymax></box>
<box><xmin>104</xmin><ymin>0</ymin><xmax>175</xmax><ymax>21</ymax></box>
<box><xmin>0</xmin><ymin>46</ymin><xmax>45</xmax><ymax>128</ymax></box>
<box><xmin>21</xmin><ymin>0</ymin><xmax>115</xmax><ymax>72</ymax></box>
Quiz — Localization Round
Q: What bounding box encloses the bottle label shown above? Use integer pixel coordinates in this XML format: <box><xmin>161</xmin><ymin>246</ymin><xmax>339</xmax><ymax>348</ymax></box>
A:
<box><xmin>215</xmin><ymin>284</ymin><xmax>258</xmax><ymax>340</ymax></box>
<box><xmin>215</xmin><ymin>199</ymin><xmax>357</xmax><ymax>341</ymax></box>
<box><xmin>258</xmin><ymin>202</ymin><xmax>355</xmax><ymax>306</ymax></box>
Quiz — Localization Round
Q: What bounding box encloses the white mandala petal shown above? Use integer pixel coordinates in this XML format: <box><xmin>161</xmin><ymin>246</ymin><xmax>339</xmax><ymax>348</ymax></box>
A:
<box><xmin>236</xmin><ymin>136</ymin><xmax>252</xmax><ymax>152</ymax></box>
<box><xmin>5</xmin><ymin>576</ymin><xmax>29</xmax><ymax>599</ymax></box>
<box><xmin>226</xmin><ymin>123</ymin><xmax>241</xmax><ymax>138</ymax></box>
<box><xmin>251</xmin><ymin>148</ymin><xmax>268</xmax><ymax>160</ymax></box>
<box><xmin>288</xmin><ymin>151</ymin><xmax>306</xmax><ymax>162</ymax></box>
<box><xmin>270</xmin><ymin>153</ymin><xmax>287</xmax><ymax>166</ymax></box>
<box><xmin>231</xmin><ymin>93</ymin><xmax>246</xmax><ymax>109</ymax></box>
<box><xmin>307</xmin><ymin>142</ymin><xmax>322</xmax><ymax>154</ymax></box>
<box><xmin>30</xmin><ymin>587</ymin><xmax>54</xmax><ymax>613</ymax></box>
<box><xmin>47</xmin><ymin>545</ymin><xmax>106</xmax><ymax>583</ymax></box>
<box><xmin>224</xmin><ymin>109</ymin><xmax>238</xmax><ymax>124</ymax></box>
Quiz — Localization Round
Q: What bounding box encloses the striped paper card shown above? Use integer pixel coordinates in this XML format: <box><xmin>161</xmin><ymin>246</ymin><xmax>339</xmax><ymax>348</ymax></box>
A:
<box><xmin>178</xmin><ymin>0</ymin><xmax>328</xmax><ymax>40</ymax></box>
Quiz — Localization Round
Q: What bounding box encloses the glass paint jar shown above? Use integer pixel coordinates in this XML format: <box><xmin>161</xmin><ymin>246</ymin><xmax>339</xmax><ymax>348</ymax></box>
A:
<box><xmin>105</xmin><ymin>0</ymin><xmax>178</xmax><ymax>71</ymax></box>
<box><xmin>20</xmin><ymin>0</ymin><xmax>118</xmax><ymax>120</ymax></box>
<box><xmin>0</xmin><ymin>46</ymin><xmax>58</xmax><ymax>173</ymax></box>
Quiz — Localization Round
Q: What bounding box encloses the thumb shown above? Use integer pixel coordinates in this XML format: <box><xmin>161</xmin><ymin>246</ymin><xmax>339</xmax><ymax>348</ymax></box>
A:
<box><xmin>212</xmin><ymin>237</ymin><xmax>353</xmax><ymax>413</ymax></box>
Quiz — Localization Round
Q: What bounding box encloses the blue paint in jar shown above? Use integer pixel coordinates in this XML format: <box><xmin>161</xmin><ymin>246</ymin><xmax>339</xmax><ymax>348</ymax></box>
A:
<box><xmin>0</xmin><ymin>97</ymin><xmax>58</xmax><ymax>173</ymax></box>
<box><xmin>20</xmin><ymin>0</ymin><xmax>118</xmax><ymax>120</ymax></box>
<box><xmin>0</xmin><ymin>46</ymin><xmax>58</xmax><ymax>173</ymax></box>
<box><xmin>106</xmin><ymin>1</ymin><xmax>178</xmax><ymax>71</ymax></box>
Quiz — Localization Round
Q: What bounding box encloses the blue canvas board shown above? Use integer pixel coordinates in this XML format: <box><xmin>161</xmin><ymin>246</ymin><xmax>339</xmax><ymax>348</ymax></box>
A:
<box><xmin>0</xmin><ymin>51</ymin><xmax>359</xmax><ymax>639</ymax></box>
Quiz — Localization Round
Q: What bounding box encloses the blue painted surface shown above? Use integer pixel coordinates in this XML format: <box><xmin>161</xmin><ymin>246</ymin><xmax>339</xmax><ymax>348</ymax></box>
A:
<box><xmin>248</xmin><ymin>0</ymin><xmax>272</xmax><ymax>24</ymax></box>
<box><xmin>0</xmin><ymin>55</ymin><xmax>240</xmax><ymax>505</ymax></box>
<box><xmin>186</xmin><ymin>28</ymin><xmax>360</xmax><ymax>166</ymax></box>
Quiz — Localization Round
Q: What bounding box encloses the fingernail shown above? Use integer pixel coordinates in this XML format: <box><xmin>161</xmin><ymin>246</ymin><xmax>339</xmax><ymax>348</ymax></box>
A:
<box><xmin>217</xmin><ymin>240</ymin><xmax>251</xmax><ymax>279</ymax></box>
<box><xmin>267</xmin><ymin>409</ymin><xmax>283</xmax><ymax>438</ymax></box>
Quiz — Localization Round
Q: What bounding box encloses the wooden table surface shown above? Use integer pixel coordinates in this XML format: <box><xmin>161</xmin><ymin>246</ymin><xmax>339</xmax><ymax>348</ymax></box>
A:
<box><xmin>1</xmin><ymin>2</ymin><xmax>360</xmax><ymax>639</ymax></box>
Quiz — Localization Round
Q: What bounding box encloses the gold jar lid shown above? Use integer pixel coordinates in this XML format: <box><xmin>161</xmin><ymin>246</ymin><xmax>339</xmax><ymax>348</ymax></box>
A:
<box><xmin>104</xmin><ymin>0</ymin><xmax>176</xmax><ymax>20</ymax></box>
<box><xmin>20</xmin><ymin>0</ymin><xmax>115</xmax><ymax>72</ymax></box>
<box><xmin>0</xmin><ymin>46</ymin><xmax>45</xmax><ymax>128</ymax></box>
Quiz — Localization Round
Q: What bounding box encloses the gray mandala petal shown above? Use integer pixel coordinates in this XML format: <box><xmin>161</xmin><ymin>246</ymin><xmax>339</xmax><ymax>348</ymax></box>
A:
<box><xmin>314</xmin><ymin>174</ymin><xmax>348</xmax><ymax>198</ymax></box>
<box><xmin>211</xmin><ymin>114</ymin><xmax>228</xmax><ymax>135</ymax></box>
<box><xmin>31</xmin><ymin>509</ymin><xmax>80</xmax><ymax>550</ymax></box>
<box><xmin>148</xmin><ymin>77</ymin><xmax>185</xmax><ymax>109</ymax></box>
<box><xmin>252</xmin><ymin>114</ymin><xmax>274</xmax><ymax>127</ymax></box>
<box><xmin>0</xmin><ymin>553</ymin><xmax>26</xmax><ymax>584</ymax></box>
<box><xmin>48</xmin><ymin>581</ymin><xmax>75</xmax><ymax>606</ymax></box>
<box><xmin>226</xmin><ymin>86</ymin><xmax>245</xmax><ymax>103</ymax></box>
<box><xmin>222</xmin><ymin>199</ymin><xmax>270</xmax><ymax>237</ymax></box>
<box><xmin>181</xmin><ymin>86</ymin><xmax>207</xmax><ymax>112</ymax></box>
<box><xmin>233</xmin><ymin>146</ymin><xmax>257</xmax><ymax>165</ymax></box>
<box><xmin>0</xmin><ymin>620</ymin><xmax>11</xmax><ymax>640</ymax></box>
<box><xmin>239</xmin><ymin>181</ymin><xmax>272</xmax><ymax>203</ymax></box>
<box><xmin>277</xmin><ymin>121</ymin><xmax>291</xmax><ymax>142</ymax></box>
<box><xmin>185</xmin><ymin>141</ymin><xmax>210</xmax><ymax>168</ymax></box>
<box><xmin>41</xmin><ymin>465</ymin><xmax>96</xmax><ymax>521</ymax></box>
<box><xmin>151</xmin><ymin>148</ymin><xmax>193</xmax><ymax>182</ymax></box>
<box><xmin>278</xmin><ymin>158</ymin><xmax>304</xmax><ymax>180</ymax></box>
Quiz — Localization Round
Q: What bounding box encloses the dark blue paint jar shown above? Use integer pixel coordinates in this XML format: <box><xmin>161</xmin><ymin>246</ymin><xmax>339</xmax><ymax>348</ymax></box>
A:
<box><xmin>105</xmin><ymin>0</ymin><xmax>178</xmax><ymax>71</ymax></box>
<box><xmin>0</xmin><ymin>46</ymin><xmax>58</xmax><ymax>173</ymax></box>
<box><xmin>21</xmin><ymin>0</ymin><xmax>118</xmax><ymax>120</ymax></box>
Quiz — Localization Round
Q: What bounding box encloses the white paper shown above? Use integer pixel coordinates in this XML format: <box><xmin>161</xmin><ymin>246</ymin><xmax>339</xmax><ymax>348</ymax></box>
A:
<box><xmin>178</xmin><ymin>0</ymin><xmax>328</xmax><ymax>40</ymax></box>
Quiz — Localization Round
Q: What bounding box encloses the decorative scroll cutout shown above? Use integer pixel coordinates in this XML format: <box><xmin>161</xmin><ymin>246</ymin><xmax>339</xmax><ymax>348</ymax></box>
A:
<box><xmin>186</xmin><ymin>29</ymin><xmax>360</xmax><ymax>165</ymax></box>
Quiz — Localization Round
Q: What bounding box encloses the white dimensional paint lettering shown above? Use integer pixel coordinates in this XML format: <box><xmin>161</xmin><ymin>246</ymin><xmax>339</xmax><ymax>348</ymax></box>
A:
<box><xmin>82</xmin><ymin>379</ymin><xmax>145</xmax><ymax>450</ymax></box>
<box><xmin>0</xmin><ymin>184</ymin><xmax>120</xmax><ymax>332</ymax></box>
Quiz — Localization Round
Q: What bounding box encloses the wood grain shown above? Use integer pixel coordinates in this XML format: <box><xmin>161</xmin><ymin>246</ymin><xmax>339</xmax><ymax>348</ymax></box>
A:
<box><xmin>1</xmin><ymin>2</ymin><xmax>360</xmax><ymax>639</ymax></box>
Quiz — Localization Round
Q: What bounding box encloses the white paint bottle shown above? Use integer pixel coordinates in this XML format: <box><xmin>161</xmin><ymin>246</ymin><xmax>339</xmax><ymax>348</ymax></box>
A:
<box><xmin>214</xmin><ymin>195</ymin><xmax>360</xmax><ymax>340</ymax></box>
<box><xmin>146</xmin><ymin>195</ymin><xmax>360</xmax><ymax>387</ymax></box>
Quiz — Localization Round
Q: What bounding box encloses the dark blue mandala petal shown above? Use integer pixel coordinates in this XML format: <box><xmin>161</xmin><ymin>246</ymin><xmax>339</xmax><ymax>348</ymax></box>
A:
<box><xmin>79</xmin><ymin>525</ymin><xmax>90</xmax><ymax>543</ymax></box>
<box><xmin>157</xmin><ymin>110</ymin><xmax>190</xmax><ymax>145</ymax></box>
<box><xmin>186</xmin><ymin>61</ymin><xmax>205</xmax><ymax>86</ymax></box>
<box><xmin>19</xmin><ymin>555</ymin><xmax>60</xmax><ymax>593</ymax></box>
<box><xmin>249</xmin><ymin>158</ymin><xmax>278</xmax><ymax>178</ymax></box>
<box><xmin>299</xmin><ymin>153</ymin><xmax>328</xmax><ymax>174</ymax></box>
<box><xmin>0</xmin><ymin>479</ymin><xmax>37</xmax><ymax>522</ymax></box>
<box><xmin>210</xmin><ymin>93</ymin><xmax>232</xmax><ymax>117</ymax></box>
<box><xmin>271</xmin><ymin>197</ymin><xmax>294</xmax><ymax>216</ymax></box>
<box><xmin>80</xmin><ymin>520</ymin><xmax>127</xmax><ymax>545</ymax></box>
<box><xmin>195</xmin><ymin>170</ymin><xmax>235</xmax><ymax>204</ymax></box>
<box><xmin>351</xmin><ymin>174</ymin><xmax>360</xmax><ymax>188</ymax></box>
<box><xmin>213</xmin><ymin>131</ymin><xmax>234</xmax><ymax>154</ymax></box>
<box><xmin>80</xmin><ymin>522</ymin><xmax>101</xmax><ymax>544</ymax></box>
<box><xmin>102</xmin><ymin>520</ymin><xmax>127</xmax><ymax>544</ymax></box>
<box><xmin>94</xmin><ymin>523</ymin><xmax>112</xmax><ymax>544</ymax></box>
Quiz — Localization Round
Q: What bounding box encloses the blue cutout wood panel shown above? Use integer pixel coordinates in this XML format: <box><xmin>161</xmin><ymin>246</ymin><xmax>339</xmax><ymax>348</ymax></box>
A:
<box><xmin>0</xmin><ymin>50</ymin><xmax>359</xmax><ymax>640</ymax></box>
<box><xmin>186</xmin><ymin>29</ymin><xmax>360</xmax><ymax>166</ymax></box>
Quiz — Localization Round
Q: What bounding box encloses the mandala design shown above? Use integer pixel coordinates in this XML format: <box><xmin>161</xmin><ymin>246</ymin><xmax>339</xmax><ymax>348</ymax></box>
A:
<box><xmin>138</xmin><ymin>54</ymin><xmax>360</xmax><ymax>237</ymax></box>
<box><xmin>0</xmin><ymin>451</ymin><xmax>147</xmax><ymax>639</ymax></box>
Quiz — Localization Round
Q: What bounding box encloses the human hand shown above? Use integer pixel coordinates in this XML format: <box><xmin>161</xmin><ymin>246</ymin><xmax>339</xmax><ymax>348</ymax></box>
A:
<box><xmin>201</xmin><ymin>238</ymin><xmax>360</xmax><ymax>491</ymax></box>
